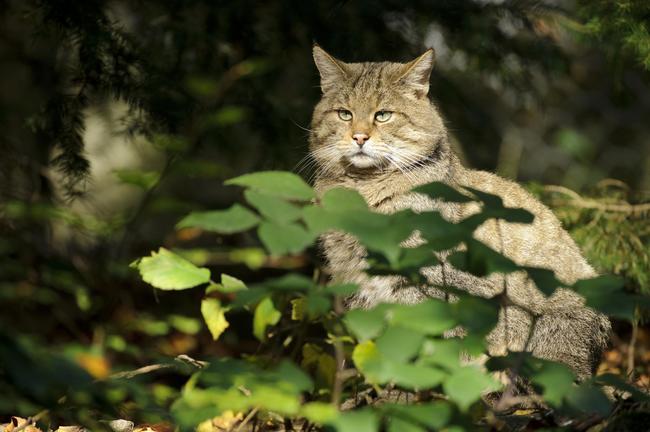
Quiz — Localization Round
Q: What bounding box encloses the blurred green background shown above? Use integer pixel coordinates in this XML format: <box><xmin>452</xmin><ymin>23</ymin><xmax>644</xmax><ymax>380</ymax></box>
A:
<box><xmin>1</xmin><ymin>0</ymin><xmax>649</xmax><ymax>423</ymax></box>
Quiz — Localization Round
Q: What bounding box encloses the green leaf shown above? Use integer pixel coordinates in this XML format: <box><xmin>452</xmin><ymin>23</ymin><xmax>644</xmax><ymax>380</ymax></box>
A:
<box><xmin>226</xmin><ymin>171</ymin><xmax>315</xmax><ymax>201</ymax></box>
<box><xmin>448</xmin><ymin>239</ymin><xmax>519</xmax><ymax>277</ymax></box>
<box><xmin>169</xmin><ymin>315</ymin><xmax>202</xmax><ymax>335</ymax></box>
<box><xmin>305</xmin><ymin>293</ymin><xmax>331</xmax><ymax>318</ymax></box>
<box><xmin>253</xmin><ymin>297</ymin><xmax>282</xmax><ymax>341</ymax></box>
<box><xmin>177</xmin><ymin>204</ymin><xmax>260</xmax><ymax>234</ymax></box>
<box><xmin>376</xmin><ymin>325</ymin><xmax>424</xmax><ymax>363</ymax></box>
<box><xmin>385</xmin><ymin>362</ymin><xmax>447</xmax><ymax>389</ymax></box>
<box><xmin>353</xmin><ymin>341</ymin><xmax>446</xmax><ymax>389</ymax></box>
<box><xmin>301</xmin><ymin>402</ymin><xmax>338</xmax><ymax>424</ymax></box>
<box><xmin>397</xmin><ymin>246</ymin><xmax>440</xmax><ymax>268</ymax></box>
<box><xmin>390</xmin><ymin>300</ymin><xmax>457</xmax><ymax>335</ymax></box>
<box><xmin>486</xmin><ymin>353</ymin><xmax>576</xmax><ymax>407</ymax></box>
<box><xmin>137</xmin><ymin>248</ymin><xmax>211</xmax><ymax>290</ymax></box>
<box><xmin>573</xmin><ymin>275</ymin><xmax>638</xmax><ymax>320</ymax></box>
<box><xmin>301</xmin><ymin>343</ymin><xmax>336</xmax><ymax>387</ymax></box>
<box><xmin>229</xmin><ymin>247</ymin><xmax>267</xmax><ymax>269</ymax></box>
<box><xmin>573</xmin><ymin>275</ymin><xmax>624</xmax><ymax>293</ymax></box>
<box><xmin>367</xmin><ymin>246</ymin><xmax>440</xmax><ymax>282</ymax></box>
<box><xmin>198</xmin><ymin>106</ymin><xmax>247</xmax><ymax>129</ymax></box>
<box><xmin>185</xmin><ymin>76</ymin><xmax>219</xmax><ymax>98</ymax></box>
<box><xmin>244</xmin><ymin>189</ymin><xmax>303</xmax><ymax>223</ymax></box>
<box><xmin>206</xmin><ymin>273</ymin><xmax>248</xmax><ymax>294</ymax></box>
<box><xmin>201</xmin><ymin>298</ymin><xmax>229</xmax><ymax>340</ymax></box>
<box><xmin>175</xmin><ymin>359</ymin><xmax>313</xmax><ymax>427</ymax></box>
<box><xmin>304</xmin><ymin>205</ymin><xmax>413</xmax><ymax>265</ymax></box>
<box><xmin>387</xmin><ymin>417</ymin><xmax>425</xmax><ymax>432</ymax></box>
<box><xmin>152</xmin><ymin>133</ymin><xmax>189</xmax><ymax>152</ymax></box>
<box><xmin>220</xmin><ymin>273</ymin><xmax>247</xmax><ymax>292</ymax></box>
<box><xmin>321</xmin><ymin>187</ymin><xmax>368</xmax><ymax>212</ymax></box>
<box><xmin>333</xmin><ymin>410</ymin><xmax>378</xmax><ymax>432</ymax></box>
<box><xmin>352</xmin><ymin>340</ymin><xmax>380</xmax><ymax>373</ymax></box>
<box><xmin>323</xmin><ymin>283</ymin><xmax>359</xmax><ymax>296</ymax></box>
<box><xmin>413</xmin><ymin>181</ymin><xmax>474</xmax><ymax>203</ymax></box>
<box><xmin>453</xmin><ymin>296</ymin><xmax>500</xmax><ymax>336</ymax></box>
<box><xmin>339</xmin><ymin>210</ymin><xmax>413</xmax><ymax>265</ymax></box>
<box><xmin>381</xmin><ymin>402</ymin><xmax>452</xmax><ymax>430</ymax></box>
<box><xmin>531</xmin><ymin>361</ymin><xmax>576</xmax><ymax>406</ymax></box>
<box><xmin>443</xmin><ymin>367</ymin><xmax>500</xmax><ymax>411</ymax></box>
<box><xmin>263</xmin><ymin>273</ymin><xmax>314</xmax><ymax>291</ymax></box>
<box><xmin>409</xmin><ymin>211</ymin><xmax>469</xmax><ymax>247</ymax></box>
<box><xmin>231</xmin><ymin>287</ymin><xmax>270</xmax><ymax>309</ymax></box>
<box><xmin>345</xmin><ymin>306</ymin><xmax>389</xmax><ymax>341</ymax></box>
<box><xmin>302</xmin><ymin>205</ymin><xmax>336</xmax><ymax>235</ymax></box>
<box><xmin>524</xmin><ymin>267</ymin><xmax>566</xmax><ymax>296</ymax></box>
<box><xmin>565</xmin><ymin>382</ymin><xmax>612</xmax><ymax>416</ymax></box>
<box><xmin>420</xmin><ymin>339</ymin><xmax>464</xmax><ymax>371</ymax></box>
<box><xmin>113</xmin><ymin>169</ymin><xmax>160</xmax><ymax>189</ymax></box>
<box><xmin>257</xmin><ymin>221</ymin><xmax>315</xmax><ymax>255</ymax></box>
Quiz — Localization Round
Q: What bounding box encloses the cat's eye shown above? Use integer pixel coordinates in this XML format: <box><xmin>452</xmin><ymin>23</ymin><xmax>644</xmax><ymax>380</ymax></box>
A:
<box><xmin>374</xmin><ymin>111</ymin><xmax>393</xmax><ymax>122</ymax></box>
<box><xmin>337</xmin><ymin>110</ymin><xmax>353</xmax><ymax>121</ymax></box>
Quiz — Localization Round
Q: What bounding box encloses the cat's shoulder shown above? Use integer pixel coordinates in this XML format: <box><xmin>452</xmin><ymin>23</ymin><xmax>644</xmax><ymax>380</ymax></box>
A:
<box><xmin>459</xmin><ymin>169</ymin><xmax>548</xmax><ymax>213</ymax></box>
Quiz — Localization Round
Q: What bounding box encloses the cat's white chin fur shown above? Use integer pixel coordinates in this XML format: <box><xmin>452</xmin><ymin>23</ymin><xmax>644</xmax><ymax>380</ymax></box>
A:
<box><xmin>347</xmin><ymin>153</ymin><xmax>378</xmax><ymax>168</ymax></box>
<box><xmin>345</xmin><ymin>141</ymin><xmax>383</xmax><ymax>168</ymax></box>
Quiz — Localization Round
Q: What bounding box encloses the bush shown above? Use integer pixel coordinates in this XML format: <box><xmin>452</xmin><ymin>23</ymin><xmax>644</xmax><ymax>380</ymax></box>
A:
<box><xmin>126</xmin><ymin>170</ymin><xmax>649</xmax><ymax>431</ymax></box>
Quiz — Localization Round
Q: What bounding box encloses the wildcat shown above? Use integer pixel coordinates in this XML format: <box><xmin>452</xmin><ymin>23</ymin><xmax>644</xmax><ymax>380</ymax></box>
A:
<box><xmin>308</xmin><ymin>45</ymin><xmax>610</xmax><ymax>380</ymax></box>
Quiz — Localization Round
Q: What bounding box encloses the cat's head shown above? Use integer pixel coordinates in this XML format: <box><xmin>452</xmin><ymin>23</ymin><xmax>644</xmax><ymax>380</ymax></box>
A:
<box><xmin>309</xmin><ymin>45</ymin><xmax>446</xmax><ymax>177</ymax></box>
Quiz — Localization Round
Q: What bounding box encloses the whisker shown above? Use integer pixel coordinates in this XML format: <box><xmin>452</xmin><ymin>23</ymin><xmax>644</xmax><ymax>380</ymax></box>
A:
<box><xmin>290</xmin><ymin>118</ymin><xmax>314</xmax><ymax>133</ymax></box>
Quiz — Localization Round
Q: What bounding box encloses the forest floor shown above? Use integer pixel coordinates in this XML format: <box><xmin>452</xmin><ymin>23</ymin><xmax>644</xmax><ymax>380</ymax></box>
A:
<box><xmin>2</xmin><ymin>322</ymin><xmax>649</xmax><ymax>432</ymax></box>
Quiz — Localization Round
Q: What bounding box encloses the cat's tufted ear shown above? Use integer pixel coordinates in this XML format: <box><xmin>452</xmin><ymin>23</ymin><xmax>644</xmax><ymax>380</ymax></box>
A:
<box><xmin>395</xmin><ymin>49</ymin><xmax>435</xmax><ymax>98</ymax></box>
<box><xmin>313</xmin><ymin>45</ymin><xmax>349</xmax><ymax>94</ymax></box>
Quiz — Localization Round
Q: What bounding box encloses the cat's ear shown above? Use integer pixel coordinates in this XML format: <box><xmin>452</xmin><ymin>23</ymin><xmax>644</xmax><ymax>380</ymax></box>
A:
<box><xmin>313</xmin><ymin>45</ymin><xmax>349</xmax><ymax>93</ymax></box>
<box><xmin>396</xmin><ymin>49</ymin><xmax>435</xmax><ymax>98</ymax></box>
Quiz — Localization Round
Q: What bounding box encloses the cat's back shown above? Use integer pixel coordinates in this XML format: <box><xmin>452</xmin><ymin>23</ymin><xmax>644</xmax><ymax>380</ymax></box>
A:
<box><xmin>457</xmin><ymin>168</ymin><xmax>596</xmax><ymax>283</ymax></box>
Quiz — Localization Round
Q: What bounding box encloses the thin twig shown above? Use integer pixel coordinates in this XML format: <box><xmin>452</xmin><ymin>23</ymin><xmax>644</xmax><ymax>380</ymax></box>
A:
<box><xmin>627</xmin><ymin>311</ymin><xmax>639</xmax><ymax>377</ymax></box>
<box><xmin>112</xmin><ymin>153</ymin><xmax>176</xmax><ymax>259</ymax></box>
<box><xmin>331</xmin><ymin>296</ymin><xmax>346</xmax><ymax>407</ymax></box>
<box><xmin>233</xmin><ymin>407</ymin><xmax>259</xmax><ymax>432</ymax></box>
<box><xmin>109</xmin><ymin>363</ymin><xmax>174</xmax><ymax>379</ymax></box>
<box><xmin>494</xmin><ymin>217</ymin><xmax>540</xmax><ymax>413</ymax></box>
<box><xmin>543</xmin><ymin>185</ymin><xmax>650</xmax><ymax>215</ymax></box>
<box><xmin>109</xmin><ymin>354</ymin><xmax>206</xmax><ymax>379</ymax></box>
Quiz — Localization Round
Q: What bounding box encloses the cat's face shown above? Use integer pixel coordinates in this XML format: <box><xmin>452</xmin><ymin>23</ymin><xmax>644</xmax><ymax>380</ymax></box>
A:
<box><xmin>309</xmin><ymin>46</ymin><xmax>446</xmax><ymax>177</ymax></box>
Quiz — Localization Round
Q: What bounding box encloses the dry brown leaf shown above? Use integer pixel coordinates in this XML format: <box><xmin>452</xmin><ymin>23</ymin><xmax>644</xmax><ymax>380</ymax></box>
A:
<box><xmin>212</xmin><ymin>411</ymin><xmax>244</xmax><ymax>430</ymax></box>
<box><xmin>4</xmin><ymin>417</ymin><xmax>43</xmax><ymax>432</ymax></box>
<box><xmin>133</xmin><ymin>423</ymin><xmax>174</xmax><ymax>432</ymax></box>
<box><xmin>107</xmin><ymin>419</ymin><xmax>134</xmax><ymax>432</ymax></box>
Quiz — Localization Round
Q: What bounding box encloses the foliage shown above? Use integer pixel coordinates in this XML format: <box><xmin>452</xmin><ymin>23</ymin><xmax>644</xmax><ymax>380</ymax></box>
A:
<box><xmin>535</xmin><ymin>181</ymin><xmax>650</xmax><ymax>298</ymax></box>
<box><xmin>125</xmin><ymin>171</ymin><xmax>647</xmax><ymax>430</ymax></box>
<box><xmin>579</xmin><ymin>0</ymin><xmax>650</xmax><ymax>70</ymax></box>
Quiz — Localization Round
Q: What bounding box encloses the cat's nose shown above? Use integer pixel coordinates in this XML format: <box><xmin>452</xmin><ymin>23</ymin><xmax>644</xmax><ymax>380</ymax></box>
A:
<box><xmin>352</xmin><ymin>133</ymin><xmax>370</xmax><ymax>147</ymax></box>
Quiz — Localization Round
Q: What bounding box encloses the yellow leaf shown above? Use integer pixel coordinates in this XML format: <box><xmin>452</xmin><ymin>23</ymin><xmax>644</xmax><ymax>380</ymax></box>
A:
<box><xmin>291</xmin><ymin>298</ymin><xmax>305</xmax><ymax>321</ymax></box>
<box><xmin>201</xmin><ymin>298</ymin><xmax>230</xmax><ymax>340</ymax></box>
<box><xmin>75</xmin><ymin>353</ymin><xmax>111</xmax><ymax>379</ymax></box>
<box><xmin>212</xmin><ymin>411</ymin><xmax>244</xmax><ymax>430</ymax></box>
<box><xmin>352</xmin><ymin>340</ymin><xmax>380</xmax><ymax>372</ymax></box>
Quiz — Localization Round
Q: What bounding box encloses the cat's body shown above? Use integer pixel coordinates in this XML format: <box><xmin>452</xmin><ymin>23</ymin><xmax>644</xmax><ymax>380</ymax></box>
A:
<box><xmin>308</xmin><ymin>46</ymin><xmax>611</xmax><ymax>380</ymax></box>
